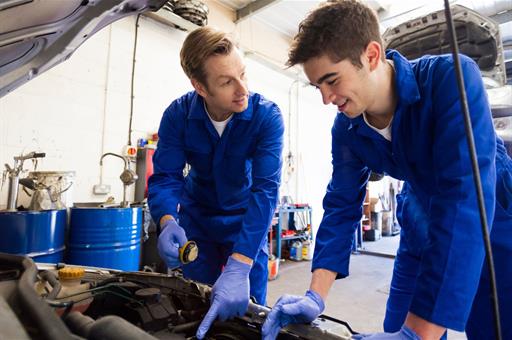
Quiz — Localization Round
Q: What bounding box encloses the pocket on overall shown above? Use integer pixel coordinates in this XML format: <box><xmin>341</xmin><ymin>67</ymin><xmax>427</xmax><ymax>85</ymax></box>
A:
<box><xmin>396</xmin><ymin>186</ymin><xmax>429</xmax><ymax>257</ymax></box>
<box><xmin>223</xmin><ymin>141</ymin><xmax>253</xmax><ymax>186</ymax></box>
<box><xmin>185</xmin><ymin>147</ymin><xmax>212</xmax><ymax>175</ymax></box>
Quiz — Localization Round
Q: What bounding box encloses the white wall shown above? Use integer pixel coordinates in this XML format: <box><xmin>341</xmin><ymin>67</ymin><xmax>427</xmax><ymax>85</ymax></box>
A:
<box><xmin>0</xmin><ymin>16</ymin><xmax>189</xmax><ymax>208</ymax></box>
<box><xmin>0</xmin><ymin>13</ymin><xmax>317</xmax><ymax>209</ymax></box>
<box><xmin>0</xmin><ymin>7</ymin><xmax>337</xmax><ymax>236</ymax></box>
<box><xmin>295</xmin><ymin>85</ymin><xmax>339</xmax><ymax>233</ymax></box>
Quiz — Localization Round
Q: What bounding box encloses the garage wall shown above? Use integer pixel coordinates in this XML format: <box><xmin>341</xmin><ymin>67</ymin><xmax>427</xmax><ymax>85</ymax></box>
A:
<box><xmin>295</xmin><ymin>85</ymin><xmax>339</xmax><ymax>234</ymax></box>
<box><xmin>0</xmin><ymin>12</ymin><xmax>315</xmax><ymax>210</ymax></box>
<box><xmin>0</xmin><ymin>5</ymin><xmax>338</xmax><ymax>236</ymax></box>
<box><xmin>0</xmin><ymin>16</ymin><xmax>180</xmax><ymax>208</ymax></box>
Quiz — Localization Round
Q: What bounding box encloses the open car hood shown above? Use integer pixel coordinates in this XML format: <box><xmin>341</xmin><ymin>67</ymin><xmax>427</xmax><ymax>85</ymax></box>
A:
<box><xmin>0</xmin><ymin>0</ymin><xmax>167</xmax><ymax>99</ymax></box>
<box><xmin>382</xmin><ymin>4</ymin><xmax>507</xmax><ymax>88</ymax></box>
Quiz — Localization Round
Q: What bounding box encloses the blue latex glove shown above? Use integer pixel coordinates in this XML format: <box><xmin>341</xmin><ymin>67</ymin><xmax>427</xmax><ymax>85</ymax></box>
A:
<box><xmin>157</xmin><ymin>219</ymin><xmax>188</xmax><ymax>268</ymax></box>
<box><xmin>196</xmin><ymin>257</ymin><xmax>252</xmax><ymax>339</ymax></box>
<box><xmin>261</xmin><ymin>290</ymin><xmax>325</xmax><ymax>340</ymax></box>
<box><xmin>352</xmin><ymin>325</ymin><xmax>421</xmax><ymax>340</ymax></box>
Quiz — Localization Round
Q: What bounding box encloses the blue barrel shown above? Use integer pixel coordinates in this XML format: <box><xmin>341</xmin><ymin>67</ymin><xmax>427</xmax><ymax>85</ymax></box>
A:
<box><xmin>0</xmin><ymin>209</ymin><xmax>66</xmax><ymax>263</ymax></box>
<box><xmin>67</xmin><ymin>207</ymin><xmax>142</xmax><ymax>271</ymax></box>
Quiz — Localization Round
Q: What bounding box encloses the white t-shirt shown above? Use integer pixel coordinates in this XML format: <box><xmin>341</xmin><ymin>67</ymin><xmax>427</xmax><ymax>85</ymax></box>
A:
<box><xmin>204</xmin><ymin>103</ymin><xmax>233</xmax><ymax>137</ymax></box>
<box><xmin>363</xmin><ymin>112</ymin><xmax>392</xmax><ymax>141</ymax></box>
<box><xmin>362</xmin><ymin>59</ymin><xmax>395</xmax><ymax>142</ymax></box>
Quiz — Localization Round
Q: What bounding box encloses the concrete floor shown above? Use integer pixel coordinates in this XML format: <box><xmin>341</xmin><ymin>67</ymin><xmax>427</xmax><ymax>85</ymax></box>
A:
<box><xmin>360</xmin><ymin>235</ymin><xmax>400</xmax><ymax>257</ymax></box>
<box><xmin>266</xmin><ymin>238</ymin><xmax>467</xmax><ymax>339</ymax></box>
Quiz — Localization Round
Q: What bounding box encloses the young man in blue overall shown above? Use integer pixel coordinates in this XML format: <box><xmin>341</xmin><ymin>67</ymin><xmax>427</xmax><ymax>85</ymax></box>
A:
<box><xmin>147</xmin><ymin>27</ymin><xmax>284</xmax><ymax>339</ymax></box>
<box><xmin>262</xmin><ymin>1</ymin><xmax>511</xmax><ymax>340</ymax></box>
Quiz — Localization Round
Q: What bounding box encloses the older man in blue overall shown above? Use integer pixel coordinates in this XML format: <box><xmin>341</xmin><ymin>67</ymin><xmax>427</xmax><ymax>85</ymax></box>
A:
<box><xmin>262</xmin><ymin>1</ymin><xmax>512</xmax><ymax>340</ymax></box>
<box><xmin>147</xmin><ymin>27</ymin><xmax>283</xmax><ymax>339</ymax></box>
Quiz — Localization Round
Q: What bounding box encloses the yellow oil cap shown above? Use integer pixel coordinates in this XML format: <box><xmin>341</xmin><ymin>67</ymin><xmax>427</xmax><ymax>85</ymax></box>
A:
<box><xmin>179</xmin><ymin>241</ymin><xmax>198</xmax><ymax>264</ymax></box>
<box><xmin>58</xmin><ymin>267</ymin><xmax>85</xmax><ymax>280</ymax></box>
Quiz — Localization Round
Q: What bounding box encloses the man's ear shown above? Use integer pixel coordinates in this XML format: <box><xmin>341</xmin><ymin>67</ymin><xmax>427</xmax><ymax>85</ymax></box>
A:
<box><xmin>365</xmin><ymin>41</ymin><xmax>383</xmax><ymax>72</ymax></box>
<box><xmin>191</xmin><ymin>78</ymin><xmax>208</xmax><ymax>98</ymax></box>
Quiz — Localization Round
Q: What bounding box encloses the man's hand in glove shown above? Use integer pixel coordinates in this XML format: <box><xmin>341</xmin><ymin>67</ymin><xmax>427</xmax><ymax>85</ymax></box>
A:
<box><xmin>157</xmin><ymin>218</ymin><xmax>187</xmax><ymax>268</ymax></box>
<box><xmin>196</xmin><ymin>256</ymin><xmax>252</xmax><ymax>339</ymax></box>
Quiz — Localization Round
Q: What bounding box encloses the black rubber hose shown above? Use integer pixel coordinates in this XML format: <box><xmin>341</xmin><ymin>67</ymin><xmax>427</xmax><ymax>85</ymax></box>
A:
<box><xmin>128</xmin><ymin>14</ymin><xmax>141</xmax><ymax>146</ymax></box>
<box><xmin>65</xmin><ymin>312</ymin><xmax>158</xmax><ymax>340</ymax></box>
<box><xmin>93</xmin><ymin>277</ymin><xmax>123</xmax><ymax>287</ymax></box>
<box><xmin>443</xmin><ymin>2</ymin><xmax>502</xmax><ymax>339</ymax></box>
<box><xmin>64</xmin><ymin>311</ymin><xmax>95</xmax><ymax>338</ymax></box>
<box><xmin>89</xmin><ymin>315</ymin><xmax>158</xmax><ymax>340</ymax></box>
<box><xmin>180</xmin><ymin>307</ymin><xmax>209</xmax><ymax>321</ymax></box>
<box><xmin>169</xmin><ymin>320</ymin><xmax>201</xmax><ymax>334</ymax></box>
<box><xmin>0</xmin><ymin>253</ymin><xmax>77</xmax><ymax>340</ymax></box>
<box><xmin>39</xmin><ymin>270</ymin><xmax>62</xmax><ymax>300</ymax></box>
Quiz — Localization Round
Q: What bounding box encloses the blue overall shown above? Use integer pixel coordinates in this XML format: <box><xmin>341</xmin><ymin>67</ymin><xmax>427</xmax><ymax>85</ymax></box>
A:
<box><xmin>312</xmin><ymin>50</ymin><xmax>512</xmax><ymax>338</ymax></box>
<box><xmin>148</xmin><ymin>91</ymin><xmax>284</xmax><ymax>305</ymax></box>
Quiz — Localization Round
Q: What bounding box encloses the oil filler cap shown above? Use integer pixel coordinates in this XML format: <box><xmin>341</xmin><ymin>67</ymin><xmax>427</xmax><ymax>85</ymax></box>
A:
<box><xmin>179</xmin><ymin>241</ymin><xmax>198</xmax><ymax>264</ymax></box>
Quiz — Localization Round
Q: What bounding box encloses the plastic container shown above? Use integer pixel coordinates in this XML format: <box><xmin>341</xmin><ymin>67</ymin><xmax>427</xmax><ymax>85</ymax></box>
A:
<box><xmin>58</xmin><ymin>267</ymin><xmax>92</xmax><ymax>313</ymax></box>
<box><xmin>268</xmin><ymin>255</ymin><xmax>279</xmax><ymax>281</ymax></box>
<box><xmin>381</xmin><ymin>210</ymin><xmax>393</xmax><ymax>236</ymax></box>
<box><xmin>302</xmin><ymin>240</ymin><xmax>313</xmax><ymax>260</ymax></box>
<box><xmin>364</xmin><ymin>229</ymin><xmax>381</xmax><ymax>241</ymax></box>
<box><xmin>289</xmin><ymin>241</ymin><xmax>303</xmax><ymax>261</ymax></box>
<box><xmin>370</xmin><ymin>211</ymin><xmax>382</xmax><ymax>232</ymax></box>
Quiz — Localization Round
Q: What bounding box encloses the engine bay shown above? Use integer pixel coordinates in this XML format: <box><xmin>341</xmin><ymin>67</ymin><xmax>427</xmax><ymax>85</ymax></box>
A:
<box><xmin>0</xmin><ymin>252</ymin><xmax>355</xmax><ymax>340</ymax></box>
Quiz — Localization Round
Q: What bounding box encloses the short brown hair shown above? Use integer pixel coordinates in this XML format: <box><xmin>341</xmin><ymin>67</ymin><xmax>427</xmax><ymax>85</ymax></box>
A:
<box><xmin>180</xmin><ymin>27</ymin><xmax>235</xmax><ymax>84</ymax></box>
<box><xmin>287</xmin><ymin>0</ymin><xmax>383</xmax><ymax>68</ymax></box>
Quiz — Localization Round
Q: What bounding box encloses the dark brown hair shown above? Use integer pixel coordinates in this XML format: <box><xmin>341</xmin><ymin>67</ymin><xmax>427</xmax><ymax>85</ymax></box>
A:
<box><xmin>180</xmin><ymin>27</ymin><xmax>235</xmax><ymax>85</ymax></box>
<box><xmin>287</xmin><ymin>0</ymin><xmax>383</xmax><ymax>68</ymax></box>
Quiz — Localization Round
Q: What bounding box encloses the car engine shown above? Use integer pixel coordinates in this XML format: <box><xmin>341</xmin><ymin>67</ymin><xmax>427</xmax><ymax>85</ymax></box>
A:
<box><xmin>0</xmin><ymin>252</ymin><xmax>355</xmax><ymax>340</ymax></box>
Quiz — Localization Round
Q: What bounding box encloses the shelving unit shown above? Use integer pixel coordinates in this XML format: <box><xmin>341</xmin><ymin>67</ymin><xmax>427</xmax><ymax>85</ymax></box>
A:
<box><xmin>271</xmin><ymin>206</ymin><xmax>313</xmax><ymax>259</ymax></box>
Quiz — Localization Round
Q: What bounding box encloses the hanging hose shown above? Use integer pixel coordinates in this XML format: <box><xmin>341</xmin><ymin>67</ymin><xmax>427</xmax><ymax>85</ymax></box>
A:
<box><xmin>128</xmin><ymin>14</ymin><xmax>141</xmax><ymax>146</ymax></box>
<box><xmin>443</xmin><ymin>2</ymin><xmax>502</xmax><ymax>339</ymax></box>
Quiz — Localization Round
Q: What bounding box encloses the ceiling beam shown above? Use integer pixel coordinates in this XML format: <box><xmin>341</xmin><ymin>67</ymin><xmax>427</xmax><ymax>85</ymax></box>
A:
<box><xmin>236</xmin><ymin>0</ymin><xmax>282</xmax><ymax>23</ymax></box>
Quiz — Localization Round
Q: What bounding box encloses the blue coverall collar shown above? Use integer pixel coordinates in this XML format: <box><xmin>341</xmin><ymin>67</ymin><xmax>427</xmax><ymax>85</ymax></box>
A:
<box><xmin>347</xmin><ymin>50</ymin><xmax>421</xmax><ymax>131</ymax></box>
<box><xmin>187</xmin><ymin>91</ymin><xmax>254</xmax><ymax>121</ymax></box>
<box><xmin>386</xmin><ymin>49</ymin><xmax>421</xmax><ymax>106</ymax></box>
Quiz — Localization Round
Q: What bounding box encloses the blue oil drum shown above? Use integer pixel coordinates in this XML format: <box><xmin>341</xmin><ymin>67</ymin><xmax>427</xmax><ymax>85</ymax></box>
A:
<box><xmin>67</xmin><ymin>207</ymin><xmax>142</xmax><ymax>271</ymax></box>
<box><xmin>0</xmin><ymin>209</ymin><xmax>66</xmax><ymax>263</ymax></box>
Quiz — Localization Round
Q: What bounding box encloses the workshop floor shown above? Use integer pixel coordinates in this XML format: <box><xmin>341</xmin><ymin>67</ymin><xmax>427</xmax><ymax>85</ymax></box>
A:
<box><xmin>361</xmin><ymin>235</ymin><xmax>400</xmax><ymax>256</ymax></box>
<box><xmin>267</xmin><ymin>251</ymin><xmax>467</xmax><ymax>339</ymax></box>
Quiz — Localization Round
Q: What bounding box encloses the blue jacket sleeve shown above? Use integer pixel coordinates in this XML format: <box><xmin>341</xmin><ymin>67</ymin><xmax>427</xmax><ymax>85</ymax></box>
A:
<box><xmin>147</xmin><ymin>101</ymin><xmax>186</xmax><ymax>226</ymax></box>
<box><xmin>312</xmin><ymin>117</ymin><xmax>370</xmax><ymax>278</ymax></box>
<box><xmin>409</xmin><ymin>56</ymin><xmax>497</xmax><ymax>330</ymax></box>
<box><xmin>232</xmin><ymin>107</ymin><xmax>284</xmax><ymax>260</ymax></box>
